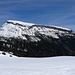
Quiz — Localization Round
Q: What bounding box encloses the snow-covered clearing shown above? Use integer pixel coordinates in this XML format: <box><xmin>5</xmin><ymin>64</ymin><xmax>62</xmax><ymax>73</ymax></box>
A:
<box><xmin>0</xmin><ymin>55</ymin><xmax>75</xmax><ymax>75</ymax></box>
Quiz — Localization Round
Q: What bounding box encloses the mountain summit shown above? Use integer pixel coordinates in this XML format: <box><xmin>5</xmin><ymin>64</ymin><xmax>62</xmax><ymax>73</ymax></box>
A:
<box><xmin>0</xmin><ymin>20</ymin><xmax>72</xmax><ymax>41</ymax></box>
<box><xmin>0</xmin><ymin>20</ymin><xmax>75</xmax><ymax>57</ymax></box>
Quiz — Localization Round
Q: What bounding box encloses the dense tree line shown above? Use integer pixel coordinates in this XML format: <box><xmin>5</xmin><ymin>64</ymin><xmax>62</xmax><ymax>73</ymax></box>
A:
<box><xmin>0</xmin><ymin>35</ymin><xmax>75</xmax><ymax>57</ymax></box>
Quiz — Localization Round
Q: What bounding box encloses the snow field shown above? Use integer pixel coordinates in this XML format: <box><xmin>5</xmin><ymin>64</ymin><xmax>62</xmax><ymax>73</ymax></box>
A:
<box><xmin>0</xmin><ymin>56</ymin><xmax>75</xmax><ymax>75</ymax></box>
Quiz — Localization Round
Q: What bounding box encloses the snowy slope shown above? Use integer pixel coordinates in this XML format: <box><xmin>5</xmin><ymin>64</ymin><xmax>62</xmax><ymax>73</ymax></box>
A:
<box><xmin>0</xmin><ymin>20</ymin><xmax>73</xmax><ymax>42</ymax></box>
<box><xmin>0</xmin><ymin>51</ymin><xmax>16</xmax><ymax>57</ymax></box>
<box><xmin>0</xmin><ymin>56</ymin><xmax>75</xmax><ymax>75</ymax></box>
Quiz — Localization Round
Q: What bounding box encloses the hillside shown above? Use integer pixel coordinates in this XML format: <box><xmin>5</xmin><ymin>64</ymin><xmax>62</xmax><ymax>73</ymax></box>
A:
<box><xmin>0</xmin><ymin>20</ymin><xmax>75</xmax><ymax>57</ymax></box>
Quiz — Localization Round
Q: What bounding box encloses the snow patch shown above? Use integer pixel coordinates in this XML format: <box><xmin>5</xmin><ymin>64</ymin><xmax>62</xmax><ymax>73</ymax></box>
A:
<box><xmin>50</xmin><ymin>25</ymin><xmax>71</xmax><ymax>31</ymax></box>
<box><xmin>7</xmin><ymin>20</ymin><xmax>35</xmax><ymax>26</ymax></box>
<box><xmin>0</xmin><ymin>51</ymin><xmax>16</xmax><ymax>57</ymax></box>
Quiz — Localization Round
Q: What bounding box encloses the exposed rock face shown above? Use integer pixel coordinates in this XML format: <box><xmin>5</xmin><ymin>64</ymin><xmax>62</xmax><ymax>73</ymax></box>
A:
<box><xmin>0</xmin><ymin>20</ymin><xmax>75</xmax><ymax>57</ymax></box>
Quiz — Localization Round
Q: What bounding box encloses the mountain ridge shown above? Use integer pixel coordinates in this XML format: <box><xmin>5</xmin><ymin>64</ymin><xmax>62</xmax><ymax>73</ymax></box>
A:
<box><xmin>0</xmin><ymin>20</ymin><xmax>73</xmax><ymax>41</ymax></box>
<box><xmin>0</xmin><ymin>20</ymin><xmax>75</xmax><ymax>57</ymax></box>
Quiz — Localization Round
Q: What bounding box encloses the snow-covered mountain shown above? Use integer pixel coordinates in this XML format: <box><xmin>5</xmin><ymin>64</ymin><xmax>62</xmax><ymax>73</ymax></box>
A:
<box><xmin>0</xmin><ymin>20</ymin><xmax>73</xmax><ymax>42</ymax></box>
<box><xmin>0</xmin><ymin>20</ymin><xmax>75</xmax><ymax>57</ymax></box>
<box><xmin>0</xmin><ymin>21</ymin><xmax>75</xmax><ymax>75</ymax></box>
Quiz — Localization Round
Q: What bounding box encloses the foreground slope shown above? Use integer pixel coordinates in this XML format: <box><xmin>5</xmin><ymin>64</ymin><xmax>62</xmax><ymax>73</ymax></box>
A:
<box><xmin>0</xmin><ymin>56</ymin><xmax>75</xmax><ymax>75</ymax></box>
<box><xmin>0</xmin><ymin>20</ymin><xmax>75</xmax><ymax>57</ymax></box>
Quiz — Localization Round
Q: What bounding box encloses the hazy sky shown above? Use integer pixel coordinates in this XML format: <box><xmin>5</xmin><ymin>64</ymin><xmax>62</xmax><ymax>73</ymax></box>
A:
<box><xmin>0</xmin><ymin>0</ymin><xmax>75</xmax><ymax>31</ymax></box>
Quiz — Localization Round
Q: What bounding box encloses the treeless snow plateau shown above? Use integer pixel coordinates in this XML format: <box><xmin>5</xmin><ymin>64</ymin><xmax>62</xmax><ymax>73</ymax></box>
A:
<box><xmin>0</xmin><ymin>55</ymin><xmax>75</xmax><ymax>75</ymax></box>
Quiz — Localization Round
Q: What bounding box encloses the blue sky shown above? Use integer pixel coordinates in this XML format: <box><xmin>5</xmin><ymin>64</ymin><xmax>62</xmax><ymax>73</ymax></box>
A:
<box><xmin>0</xmin><ymin>0</ymin><xmax>75</xmax><ymax>31</ymax></box>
